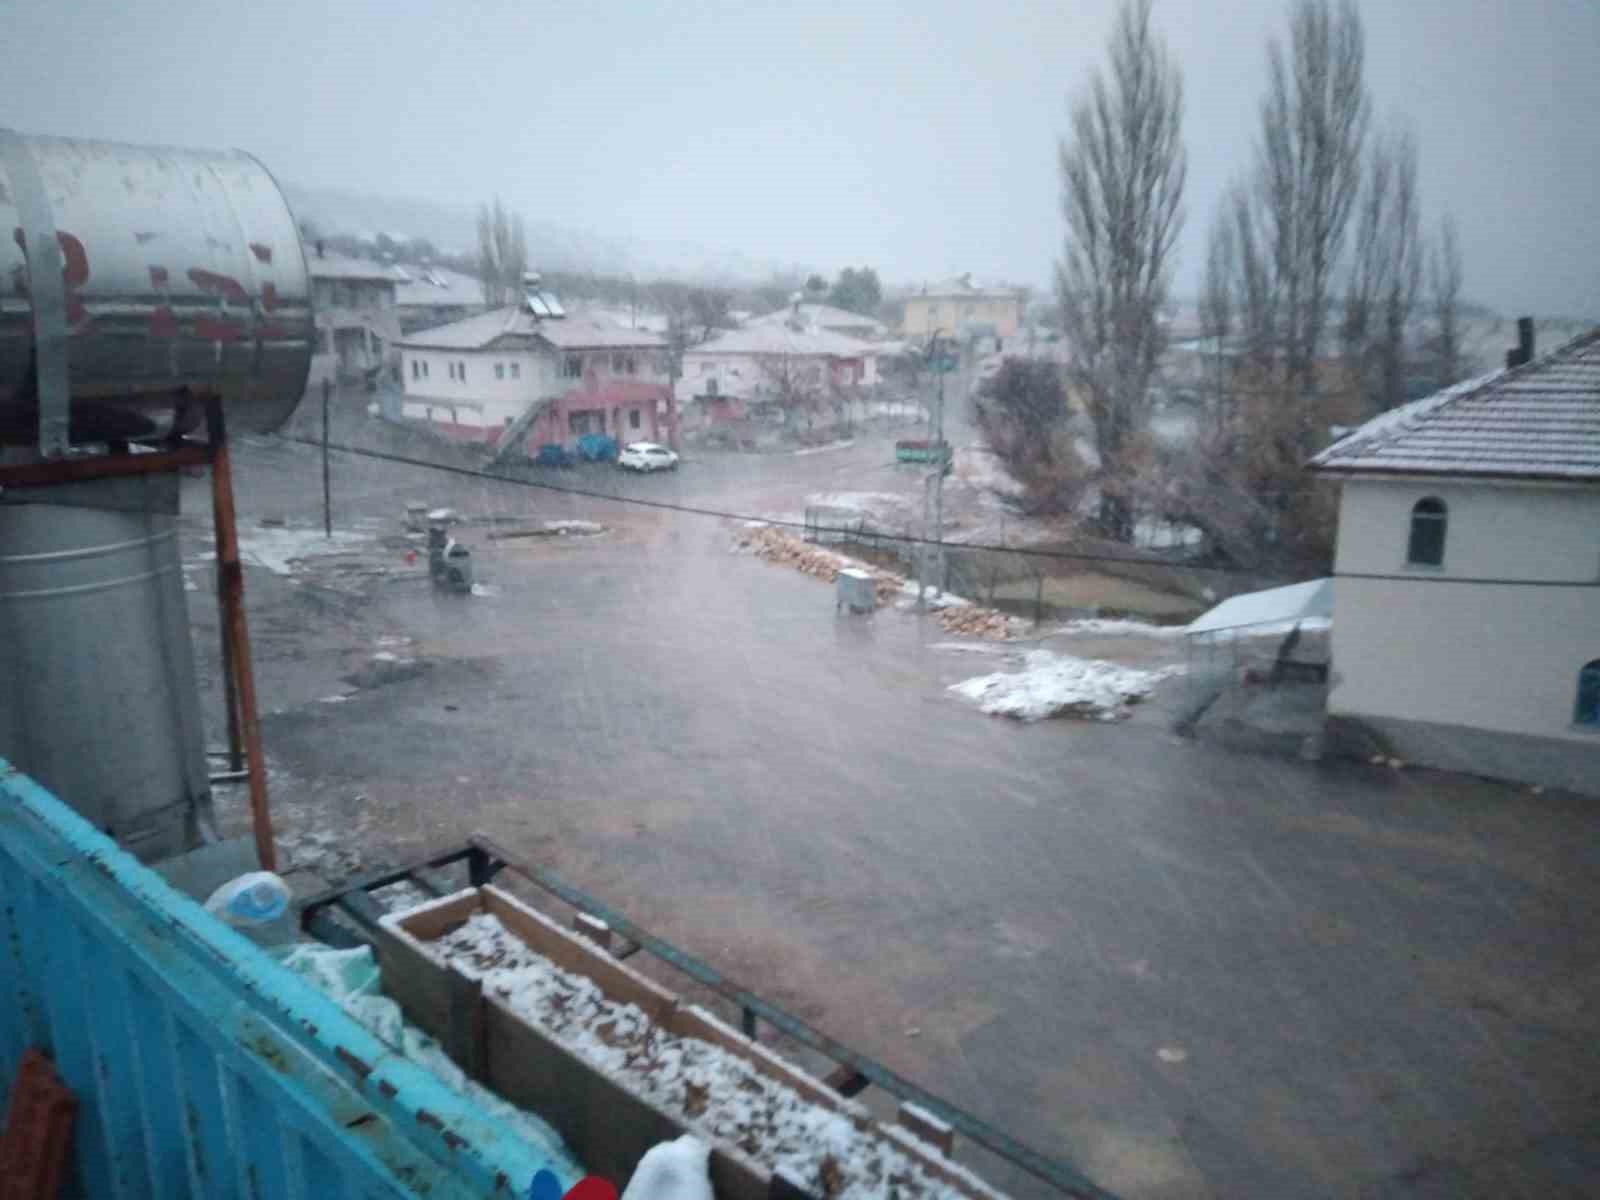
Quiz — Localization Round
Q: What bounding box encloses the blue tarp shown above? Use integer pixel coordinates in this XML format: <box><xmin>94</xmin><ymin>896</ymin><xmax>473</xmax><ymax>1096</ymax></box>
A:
<box><xmin>575</xmin><ymin>434</ymin><xmax>618</xmax><ymax>463</ymax></box>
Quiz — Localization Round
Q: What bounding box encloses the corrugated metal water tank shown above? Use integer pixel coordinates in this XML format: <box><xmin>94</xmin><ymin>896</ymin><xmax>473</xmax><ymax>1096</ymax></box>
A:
<box><xmin>0</xmin><ymin>475</ymin><xmax>207</xmax><ymax>861</ymax></box>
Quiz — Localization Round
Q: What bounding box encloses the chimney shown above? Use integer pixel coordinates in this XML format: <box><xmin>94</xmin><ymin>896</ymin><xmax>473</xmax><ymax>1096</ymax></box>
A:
<box><xmin>1505</xmin><ymin>317</ymin><xmax>1535</xmax><ymax>369</ymax></box>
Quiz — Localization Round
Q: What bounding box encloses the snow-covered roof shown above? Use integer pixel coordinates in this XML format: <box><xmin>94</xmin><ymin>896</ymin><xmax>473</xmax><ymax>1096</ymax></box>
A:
<box><xmin>1186</xmin><ymin>578</ymin><xmax>1333</xmax><ymax>636</ymax></box>
<box><xmin>307</xmin><ymin>253</ymin><xmax>398</xmax><ymax>283</ymax></box>
<box><xmin>393</xmin><ymin>266</ymin><xmax>487</xmax><ymax>309</ymax></box>
<box><xmin>397</xmin><ymin>305</ymin><xmax>665</xmax><ymax>352</ymax></box>
<box><xmin>689</xmin><ymin>324</ymin><xmax>877</xmax><ymax>358</ymax></box>
<box><xmin>746</xmin><ymin>303</ymin><xmax>885</xmax><ymax>335</ymax></box>
<box><xmin>912</xmin><ymin>275</ymin><xmax>1023</xmax><ymax>301</ymax></box>
<box><xmin>1309</xmin><ymin>327</ymin><xmax>1600</xmax><ymax>481</ymax></box>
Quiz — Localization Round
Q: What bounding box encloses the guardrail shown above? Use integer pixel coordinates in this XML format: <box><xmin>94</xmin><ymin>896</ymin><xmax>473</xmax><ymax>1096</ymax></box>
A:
<box><xmin>0</xmin><ymin>757</ymin><xmax>566</xmax><ymax>1199</ymax></box>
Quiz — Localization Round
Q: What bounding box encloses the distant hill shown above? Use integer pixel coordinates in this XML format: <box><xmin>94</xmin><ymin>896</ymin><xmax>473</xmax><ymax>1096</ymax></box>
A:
<box><xmin>282</xmin><ymin>182</ymin><xmax>792</xmax><ymax>285</ymax></box>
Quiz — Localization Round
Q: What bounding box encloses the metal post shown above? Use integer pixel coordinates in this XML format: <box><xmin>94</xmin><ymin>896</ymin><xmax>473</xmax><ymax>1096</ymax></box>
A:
<box><xmin>321</xmin><ymin>376</ymin><xmax>333</xmax><ymax>538</ymax></box>
<box><xmin>206</xmin><ymin>397</ymin><xmax>276</xmax><ymax>872</ymax></box>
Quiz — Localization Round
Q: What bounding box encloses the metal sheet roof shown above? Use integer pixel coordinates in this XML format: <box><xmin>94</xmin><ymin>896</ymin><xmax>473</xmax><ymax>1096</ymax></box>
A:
<box><xmin>1310</xmin><ymin>327</ymin><xmax>1600</xmax><ymax>480</ymax></box>
<box><xmin>1186</xmin><ymin>578</ymin><xmax>1333</xmax><ymax>636</ymax></box>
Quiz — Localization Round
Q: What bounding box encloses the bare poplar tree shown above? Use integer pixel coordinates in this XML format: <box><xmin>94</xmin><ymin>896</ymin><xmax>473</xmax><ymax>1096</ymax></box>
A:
<box><xmin>1057</xmin><ymin>0</ymin><xmax>1186</xmax><ymax>541</ymax></box>
<box><xmin>1429</xmin><ymin>213</ymin><xmax>1464</xmax><ymax>387</ymax></box>
<box><xmin>1257</xmin><ymin>0</ymin><xmax>1369</xmax><ymax>402</ymax></box>
<box><xmin>1199</xmin><ymin>209</ymin><xmax>1236</xmax><ymax>425</ymax></box>
<box><xmin>1343</xmin><ymin>122</ymin><xmax>1421</xmax><ymax>415</ymax></box>
<box><xmin>476</xmin><ymin>198</ymin><xmax>528</xmax><ymax>308</ymax></box>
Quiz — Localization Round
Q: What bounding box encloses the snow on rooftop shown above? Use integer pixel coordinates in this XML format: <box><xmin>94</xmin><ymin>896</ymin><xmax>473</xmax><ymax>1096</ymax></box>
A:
<box><xmin>1185</xmin><ymin>578</ymin><xmax>1332</xmax><ymax>636</ymax></box>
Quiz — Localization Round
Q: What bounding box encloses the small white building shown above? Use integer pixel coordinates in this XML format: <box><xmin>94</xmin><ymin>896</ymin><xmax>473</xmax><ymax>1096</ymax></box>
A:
<box><xmin>1310</xmin><ymin>326</ymin><xmax>1600</xmax><ymax>794</ymax></box>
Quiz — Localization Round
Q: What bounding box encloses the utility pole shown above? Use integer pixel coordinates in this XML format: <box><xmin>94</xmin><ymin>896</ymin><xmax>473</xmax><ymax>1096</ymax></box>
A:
<box><xmin>321</xmin><ymin>376</ymin><xmax>332</xmax><ymax>538</ymax></box>
<box><xmin>918</xmin><ymin>331</ymin><xmax>948</xmax><ymax>612</ymax></box>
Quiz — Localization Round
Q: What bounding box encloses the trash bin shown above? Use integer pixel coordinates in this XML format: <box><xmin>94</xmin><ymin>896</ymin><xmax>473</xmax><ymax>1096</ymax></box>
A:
<box><xmin>444</xmin><ymin>540</ymin><xmax>473</xmax><ymax>594</ymax></box>
<box><xmin>835</xmin><ymin>568</ymin><xmax>875</xmax><ymax>614</ymax></box>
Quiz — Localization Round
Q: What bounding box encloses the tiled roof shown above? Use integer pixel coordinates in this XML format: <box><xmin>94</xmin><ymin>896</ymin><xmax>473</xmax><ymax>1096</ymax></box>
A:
<box><xmin>396</xmin><ymin>306</ymin><xmax>666</xmax><ymax>352</ymax></box>
<box><xmin>1309</xmin><ymin>327</ymin><xmax>1600</xmax><ymax>480</ymax></box>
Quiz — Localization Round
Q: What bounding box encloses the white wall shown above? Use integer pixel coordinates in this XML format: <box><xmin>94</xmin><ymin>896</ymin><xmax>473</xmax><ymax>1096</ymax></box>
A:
<box><xmin>1335</xmin><ymin>478</ymin><xmax>1600</xmax><ymax>582</ymax></box>
<box><xmin>1329</xmin><ymin>478</ymin><xmax>1600</xmax><ymax>743</ymax></box>
<box><xmin>400</xmin><ymin>347</ymin><xmax>555</xmax><ymax>428</ymax></box>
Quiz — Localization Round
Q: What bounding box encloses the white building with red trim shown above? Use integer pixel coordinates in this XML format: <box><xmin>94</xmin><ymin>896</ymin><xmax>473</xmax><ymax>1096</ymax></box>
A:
<box><xmin>396</xmin><ymin>298</ymin><xmax>671</xmax><ymax>453</ymax></box>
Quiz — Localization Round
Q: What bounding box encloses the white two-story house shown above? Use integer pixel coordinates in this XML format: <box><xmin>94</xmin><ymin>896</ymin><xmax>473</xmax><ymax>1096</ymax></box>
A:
<box><xmin>396</xmin><ymin>291</ymin><xmax>671</xmax><ymax>454</ymax></box>
<box><xmin>1310</xmin><ymin>325</ymin><xmax>1600</xmax><ymax>794</ymax></box>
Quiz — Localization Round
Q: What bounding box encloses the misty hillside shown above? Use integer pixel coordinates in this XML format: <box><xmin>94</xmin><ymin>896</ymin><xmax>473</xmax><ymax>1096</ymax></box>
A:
<box><xmin>282</xmin><ymin>182</ymin><xmax>789</xmax><ymax>285</ymax></box>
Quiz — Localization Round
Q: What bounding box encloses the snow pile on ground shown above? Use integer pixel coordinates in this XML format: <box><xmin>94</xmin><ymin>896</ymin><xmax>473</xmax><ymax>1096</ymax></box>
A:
<box><xmin>792</xmin><ymin>439</ymin><xmax>856</xmax><ymax>456</ymax></box>
<box><xmin>1056</xmin><ymin>618</ymin><xmax>1187</xmax><ymax>639</ymax></box>
<box><xmin>950</xmin><ymin>651</ymin><xmax>1177</xmax><ymax>721</ymax></box>
<box><xmin>894</xmin><ymin>579</ymin><xmax>972</xmax><ymax>610</ymax></box>
<box><xmin>431</xmin><ymin>912</ymin><xmax>979</xmax><ymax>1200</ymax></box>
<box><xmin>276</xmin><ymin>942</ymin><xmax>585</xmax><ymax>1186</ymax></box>
<box><xmin>543</xmin><ymin>520</ymin><xmax>606</xmax><ymax>536</ymax></box>
<box><xmin>225</xmin><ymin>526</ymin><xmax>372</xmax><ymax>577</ymax></box>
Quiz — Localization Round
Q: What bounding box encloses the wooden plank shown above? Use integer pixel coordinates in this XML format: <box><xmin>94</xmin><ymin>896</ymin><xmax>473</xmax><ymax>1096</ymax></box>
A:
<box><xmin>445</xmin><ymin>964</ymin><xmax>487</xmax><ymax>1082</ymax></box>
<box><xmin>482</xmin><ymin>887</ymin><xmax>678</xmax><ymax>1025</ymax></box>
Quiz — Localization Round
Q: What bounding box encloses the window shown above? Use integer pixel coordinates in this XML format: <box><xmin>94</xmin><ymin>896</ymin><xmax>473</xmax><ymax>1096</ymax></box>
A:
<box><xmin>495</xmin><ymin>363</ymin><xmax>505</xmax><ymax>380</ymax></box>
<box><xmin>629</xmin><ymin>409</ymin><xmax>641</xmax><ymax>430</ymax></box>
<box><xmin>1406</xmin><ymin>497</ymin><xmax>1447</xmax><ymax>566</ymax></box>
<box><xmin>1576</xmin><ymin>661</ymin><xmax>1600</xmax><ymax>727</ymax></box>
<box><xmin>457</xmin><ymin>361</ymin><xmax>467</xmax><ymax>382</ymax></box>
<box><xmin>410</xmin><ymin>360</ymin><xmax>419</xmax><ymax>380</ymax></box>
<box><xmin>510</xmin><ymin>362</ymin><xmax>521</xmax><ymax>379</ymax></box>
<box><xmin>564</xmin><ymin>355</ymin><xmax>583</xmax><ymax>379</ymax></box>
<box><xmin>421</xmin><ymin>360</ymin><xmax>429</xmax><ymax>379</ymax></box>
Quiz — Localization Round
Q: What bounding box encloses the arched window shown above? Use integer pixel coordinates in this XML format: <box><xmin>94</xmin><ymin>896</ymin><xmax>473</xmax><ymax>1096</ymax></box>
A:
<box><xmin>1576</xmin><ymin>660</ymin><xmax>1600</xmax><ymax>727</ymax></box>
<box><xmin>1407</xmin><ymin>497</ymin><xmax>1448</xmax><ymax>566</ymax></box>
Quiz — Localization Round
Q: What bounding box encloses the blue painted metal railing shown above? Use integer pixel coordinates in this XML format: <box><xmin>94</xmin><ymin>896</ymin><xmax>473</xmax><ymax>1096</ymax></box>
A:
<box><xmin>0</xmin><ymin>757</ymin><xmax>563</xmax><ymax>1199</ymax></box>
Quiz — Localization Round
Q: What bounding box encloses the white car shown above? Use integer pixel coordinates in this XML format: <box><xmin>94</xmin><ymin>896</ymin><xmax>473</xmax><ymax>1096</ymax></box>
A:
<box><xmin>618</xmin><ymin>442</ymin><xmax>679</xmax><ymax>472</ymax></box>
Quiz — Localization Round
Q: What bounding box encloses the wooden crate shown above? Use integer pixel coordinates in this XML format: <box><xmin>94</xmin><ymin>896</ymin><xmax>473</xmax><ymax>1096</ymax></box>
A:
<box><xmin>376</xmin><ymin>885</ymin><xmax>1007</xmax><ymax>1200</ymax></box>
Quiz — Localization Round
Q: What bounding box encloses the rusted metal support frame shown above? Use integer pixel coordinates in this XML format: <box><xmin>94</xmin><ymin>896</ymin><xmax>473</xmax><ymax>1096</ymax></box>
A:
<box><xmin>0</xmin><ymin>442</ymin><xmax>211</xmax><ymax>488</ymax></box>
<box><xmin>204</xmin><ymin>397</ymin><xmax>275</xmax><ymax>871</ymax></box>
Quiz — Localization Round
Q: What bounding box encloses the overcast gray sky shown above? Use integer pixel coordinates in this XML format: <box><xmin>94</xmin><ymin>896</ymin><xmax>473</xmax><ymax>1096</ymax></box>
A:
<box><xmin>7</xmin><ymin>0</ymin><xmax>1597</xmax><ymax>315</ymax></box>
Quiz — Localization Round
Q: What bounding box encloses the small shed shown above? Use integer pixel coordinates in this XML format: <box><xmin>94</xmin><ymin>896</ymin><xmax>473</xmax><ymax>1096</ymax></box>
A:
<box><xmin>1185</xmin><ymin>578</ymin><xmax>1333</xmax><ymax>684</ymax></box>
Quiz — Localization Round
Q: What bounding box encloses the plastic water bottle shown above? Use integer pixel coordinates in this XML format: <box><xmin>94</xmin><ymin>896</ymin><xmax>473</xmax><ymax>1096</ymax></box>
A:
<box><xmin>204</xmin><ymin>871</ymin><xmax>290</xmax><ymax>927</ymax></box>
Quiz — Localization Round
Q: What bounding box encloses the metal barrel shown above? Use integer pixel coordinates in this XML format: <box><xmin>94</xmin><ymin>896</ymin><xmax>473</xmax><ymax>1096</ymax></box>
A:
<box><xmin>0</xmin><ymin>129</ymin><xmax>312</xmax><ymax>448</ymax></box>
<box><xmin>0</xmin><ymin>476</ymin><xmax>208</xmax><ymax>862</ymax></box>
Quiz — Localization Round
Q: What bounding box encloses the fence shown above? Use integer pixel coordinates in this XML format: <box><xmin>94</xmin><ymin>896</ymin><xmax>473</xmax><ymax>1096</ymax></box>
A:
<box><xmin>0</xmin><ymin>757</ymin><xmax>566</xmax><ymax>1199</ymax></box>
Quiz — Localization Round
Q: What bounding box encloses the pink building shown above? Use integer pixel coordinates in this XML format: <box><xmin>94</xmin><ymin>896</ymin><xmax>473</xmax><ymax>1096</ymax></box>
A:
<box><xmin>397</xmin><ymin>298</ymin><xmax>672</xmax><ymax>454</ymax></box>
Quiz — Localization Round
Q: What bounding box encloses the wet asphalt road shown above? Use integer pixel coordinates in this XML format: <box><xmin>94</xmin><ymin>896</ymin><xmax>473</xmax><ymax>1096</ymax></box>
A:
<box><xmin>185</xmin><ymin>411</ymin><xmax>1600</xmax><ymax>1200</ymax></box>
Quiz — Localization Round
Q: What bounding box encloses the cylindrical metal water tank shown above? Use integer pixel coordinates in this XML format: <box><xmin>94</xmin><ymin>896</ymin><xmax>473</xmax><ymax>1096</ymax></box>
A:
<box><xmin>0</xmin><ymin>476</ymin><xmax>208</xmax><ymax>861</ymax></box>
<box><xmin>0</xmin><ymin>129</ymin><xmax>313</xmax><ymax>447</ymax></box>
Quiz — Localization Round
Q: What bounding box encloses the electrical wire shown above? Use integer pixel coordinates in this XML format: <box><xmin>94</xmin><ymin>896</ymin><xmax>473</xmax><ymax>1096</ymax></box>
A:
<box><xmin>276</xmin><ymin>433</ymin><xmax>1263</xmax><ymax>575</ymax></box>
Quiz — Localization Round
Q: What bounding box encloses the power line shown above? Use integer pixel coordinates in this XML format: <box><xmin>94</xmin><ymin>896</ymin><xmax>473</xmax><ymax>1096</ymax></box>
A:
<box><xmin>276</xmin><ymin>434</ymin><xmax>1262</xmax><ymax>576</ymax></box>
